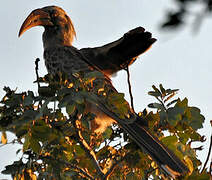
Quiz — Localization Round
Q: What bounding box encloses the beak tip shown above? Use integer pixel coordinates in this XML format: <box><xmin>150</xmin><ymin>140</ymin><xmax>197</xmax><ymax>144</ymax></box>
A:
<box><xmin>18</xmin><ymin>8</ymin><xmax>52</xmax><ymax>38</ymax></box>
<box><xmin>18</xmin><ymin>27</ymin><xmax>24</xmax><ymax>37</ymax></box>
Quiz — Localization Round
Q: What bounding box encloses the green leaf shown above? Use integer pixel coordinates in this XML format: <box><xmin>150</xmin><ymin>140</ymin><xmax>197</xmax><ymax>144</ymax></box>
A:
<box><xmin>16</xmin><ymin>126</ymin><xmax>28</xmax><ymax>138</ymax></box>
<box><xmin>72</xmin><ymin>94</ymin><xmax>84</xmax><ymax>104</ymax></box>
<box><xmin>74</xmin><ymin>145</ymin><xmax>84</xmax><ymax>156</ymax></box>
<box><xmin>126</xmin><ymin>172</ymin><xmax>135</xmax><ymax>180</ymax></box>
<box><xmin>64</xmin><ymin>151</ymin><xmax>73</xmax><ymax>161</ymax></box>
<box><xmin>32</xmin><ymin>126</ymin><xmax>51</xmax><ymax>141</ymax></box>
<box><xmin>81</xmin><ymin>117</ymin><xmax>90</xmax><ymax>129</ymax></box>
<box><xmin>161</xmin><ymin>135</ymin><xmax>178</xmax><ymax>146</ymax></box>
<box><xmin>102</xmin><ymin>127</ymin><xmax>113</xmax><ymax>139</ymax></box>
<box><xmin>38</xmin><ymin>86</ymin><xmax>56</xmax><ymax>97</ymax></box>
<box><xmin>159</xmin><ymin>110</ymin><xmax>167</xmax><ymax>122</ymax></box>
<box><xmin>16</xmin><ymin>149</ymin><xmax>22</xmax><ymax>155</ymax></box>
<box><xmin>39</xmin><ymin>99</ymin><xmax>50</xmax><ymax>114</ymax></box>
<box><xmin>148</xmin><ymin>103</ymin><xmax>165</xmax><ymax>110</ymax></box>
<box><xmin>1</xmin><ymin>160</ymin><xmax>24</xmax><ymax>175</ymax></box>
<box><xmin>125</xmin><ymin>152</ymin><xmax>140</xmax><ymax>168</ymax></box>
<box><xmin>167</xmin><ymin>107</ymin><xmax>184</xmax><ymax>126</ymax></box>
<box><xmin>152</xmin><ymin>85</ymin><xmax>160</xmax><ymax>93</ymax></box>
<box><xmin>148</xmin><ymin>91</ymin><xmax>161</xmax><ymax>97</ymax></box>
<box><xmin>81</xmin><ymin>131</ymin><xmax>90</xmax><ymax>144</ymax></box>
<box><xmin>30</xmin><ymin>137</ymin><xmax>41</xmax><ymax>154</ymax></box>
<box><xmin>23</xmin><ymin>96</ymin><xmax>33</xmax><ymax>106</ymax></box>
<box><xmin>166</xmin><ymin>99</ymin><xmax>178</xmax><ymax>107</ymax></box>
<box><xmin>166</xmin><ymin>88</ymin><xmax>179</xmax><ymax>95</ymax></box>
<box><xmin>66</xmin><ymin>103</ymin><xmax>76</xmax><ymax>115</ymax></box>
<box><xmin>159</xmin><ymin>84</ymin><xmax>166</xmax><ymax>95</ymax></box>
<box><xmin>96</xmin><ymin>146</ymin><xmax>110</xmax><ymax>159</ymax></box>
<box><xmin>178</xmin><ymin>132</ymin><xmax>189</xmax><ymax>144</ymax></box>
<box><xmin>83</xmin><ymin>71</ymin><xmax>104</xmax><ymax>83</ymax></box>
<box><xmin>184</xmin><ymin>156</ymin><xmax>193</xmax><ymax>174</ymax></box>
<box><xmin>190</xmin><ymin>131</ymin><xmax>202</xmax><ymax>141</ymax></box>
<box><xmin>188</xmin><ymin>107</ymin><xmax>205</xmax><ymax>130</ymax></box>
<box><xmin>84</xmin><ymin>71</ymin><xmax>104</xmax><ymax>79</ymax></box>
<box><xmin>23</xmin><ymin>134</ymin><xmax>30</xmax><ymax>151</ymax></box>
<box><xmin>176</xmin><ymin>98</ymin><xmax>188</xmax><ymax>108</ymax></box>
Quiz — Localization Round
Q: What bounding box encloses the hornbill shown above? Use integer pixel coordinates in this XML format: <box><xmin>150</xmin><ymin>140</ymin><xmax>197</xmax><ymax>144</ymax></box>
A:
<box><xmin>19</xmin><ymin>6</ymin><xmax>189</xmax><ymax>178</ymax></box>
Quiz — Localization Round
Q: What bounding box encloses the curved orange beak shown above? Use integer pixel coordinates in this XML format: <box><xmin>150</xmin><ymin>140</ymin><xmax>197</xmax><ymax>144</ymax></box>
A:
<box><xmin>18</xmin><ymin>8</ymin><xmax>53</xmax><ymax>37</ymax></box>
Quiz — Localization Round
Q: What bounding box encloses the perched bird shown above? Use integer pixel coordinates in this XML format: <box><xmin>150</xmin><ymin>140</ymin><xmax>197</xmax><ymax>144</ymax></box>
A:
<box><xmin>19</xmin><ymin>6</ymin><xmax>188</xmax><ymax>178</ymax></box>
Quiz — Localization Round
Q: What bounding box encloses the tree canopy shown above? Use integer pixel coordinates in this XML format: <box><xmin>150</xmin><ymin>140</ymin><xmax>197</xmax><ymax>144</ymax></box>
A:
<box><xmin>0</xmin><ymin>59</ymin><xmax>210</xmax><ymax>179</ymax></box>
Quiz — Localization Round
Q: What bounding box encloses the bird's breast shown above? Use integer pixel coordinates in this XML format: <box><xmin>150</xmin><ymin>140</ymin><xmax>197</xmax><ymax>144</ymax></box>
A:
<box><xmin>44</xmin><ymin>46</ymin><xmax>91</xmax><ymax>76</ymax></box>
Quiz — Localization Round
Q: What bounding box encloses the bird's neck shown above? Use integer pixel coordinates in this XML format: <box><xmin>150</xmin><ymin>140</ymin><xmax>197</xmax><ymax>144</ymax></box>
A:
<box><xmin>42</xmin><ymin>27</ymin><xmax>74</xmax><ymax>49</ymax></box>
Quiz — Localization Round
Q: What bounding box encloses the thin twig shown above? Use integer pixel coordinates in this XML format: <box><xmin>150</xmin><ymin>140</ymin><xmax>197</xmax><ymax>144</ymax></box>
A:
<box><xmin>72</xmin><ymin>116</ymin><xmax>104</xmax><ymax>178</ymax></box>
<box><xmin>35</xmin><ymin>58</ymin><xmax>40</xmax><ymax>88</ymax></box>
<box><xmin>125</xmin><ymin>67</ymin><xmax>135</xmax><ymax>113</ymax></box>
<box><xmin>0</xmin><ymin>139</ymin><xmax>18</xmax><ymax>148</ymax></box>
<box><xmin>201</xmin><ymin>135</ymin><xmax>212</xmax><ymax>173</ymax></box>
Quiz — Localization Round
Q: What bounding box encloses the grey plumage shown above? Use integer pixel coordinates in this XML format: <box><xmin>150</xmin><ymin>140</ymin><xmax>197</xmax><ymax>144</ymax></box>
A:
<box><xmin>19</xmin><ymin>6</ymin><xmax>189</xmax><ymax>178</ymax></box>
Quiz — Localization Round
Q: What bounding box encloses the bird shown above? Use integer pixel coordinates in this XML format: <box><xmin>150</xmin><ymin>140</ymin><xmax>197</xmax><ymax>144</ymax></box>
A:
<box><xmin>19</xmin><ymin>6</ymin><xmax>189</xmax><ymax>178</ymax></box>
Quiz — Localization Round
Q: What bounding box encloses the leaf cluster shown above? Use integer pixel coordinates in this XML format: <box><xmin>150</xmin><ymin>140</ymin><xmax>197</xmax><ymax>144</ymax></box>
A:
<box><xmin>0</xmin><ymin>74</ymin><xmax>209</xmax><ymax>179</ymax></box>
<box><xmin>160</xmin><ymin>0</ymin><xmax>212</xmax><ymax>31</ymax></box>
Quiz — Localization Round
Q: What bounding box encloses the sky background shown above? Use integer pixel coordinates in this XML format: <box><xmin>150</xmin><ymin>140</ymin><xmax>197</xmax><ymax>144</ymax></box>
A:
<box><xmin>0</xmin><ymin>0</ymin><xmax>211</xmax><ymax>179</ymax></box>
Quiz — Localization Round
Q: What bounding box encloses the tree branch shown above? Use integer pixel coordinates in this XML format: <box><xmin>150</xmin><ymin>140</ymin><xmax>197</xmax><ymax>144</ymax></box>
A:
<box><xmin>35</xmin><ymin>58</ymin><xmax>40</xmax><ymax>88</ymax></box>
<box><xmin>72</xmin><ymin>116</ymin><xmax>104</xmax><ymax>178</ymax></box>
<box><xmin>125</xmin><ymin>67</ymin><xmax>135</xmax><ymax>113</ymax></box>
<box><xmin>201</xmin><ymin>135</ymin><xmax>212</xmax><ymax>173</ymax></box>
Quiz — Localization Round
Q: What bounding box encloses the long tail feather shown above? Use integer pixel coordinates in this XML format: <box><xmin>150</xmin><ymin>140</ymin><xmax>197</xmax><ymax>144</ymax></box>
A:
<box><xmin>119</xmin><ymin>119</ymin><xmax>189</xmax><ymax>178</ymax></box>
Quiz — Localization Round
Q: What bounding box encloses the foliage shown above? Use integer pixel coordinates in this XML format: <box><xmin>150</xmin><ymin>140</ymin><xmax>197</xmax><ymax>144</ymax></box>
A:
<box><xmin>160</xmin><ymin>0</ymin><xmax>212</xmax><ymax>31</ymax></box>
<box><xmin>0</xmin><ymin>72</ymin><xmax>210</xmax><ymax>179</ymax></box>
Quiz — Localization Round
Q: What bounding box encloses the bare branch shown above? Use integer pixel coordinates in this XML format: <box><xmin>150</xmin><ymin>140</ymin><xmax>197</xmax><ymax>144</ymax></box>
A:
<box><xmin>201</xmin><ymin>135</ymin><xmax>212</xmax><ymax>173</ymax></box>
<box><xmin>35</xmin><ymin>58</ymin><xmax>40</xmax><ymax>88</ymax></box>
<box><xmin>125</xmin><ymin>67</ymin><xmax>135</xmax><ymax>113</ymax></box>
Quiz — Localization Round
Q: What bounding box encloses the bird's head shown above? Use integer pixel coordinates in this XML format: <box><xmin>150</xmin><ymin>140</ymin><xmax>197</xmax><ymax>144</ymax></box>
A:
<box><xmin>19</xmin><ymin>6</ymin><xmax>76</xmax><ymax>48</ymax></box>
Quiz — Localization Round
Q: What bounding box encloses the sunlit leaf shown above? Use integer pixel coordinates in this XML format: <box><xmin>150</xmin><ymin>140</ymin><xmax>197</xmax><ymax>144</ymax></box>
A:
<box><xmin>176</xmin><ymin>98</ymin><xmax>188</xmax><ymax>108</ymax></box>
<box><xmin>178</xmin><ymin>132</ymin><xmax>189</xmax><ymax>144</ymax></box>
<box><xmin>161</xmin><ymin>135</ymin><xmax>178</xmax><ymax>146</ymax></box>
<box><xmin>184</xmin><ymin>156</ymin><xmax>193</xmax><ymax>175</ymax></box>
<box><xmin>1</xmin><ymin>131</ymin><xmax>7</xmax><ymax>144</ymax></box>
